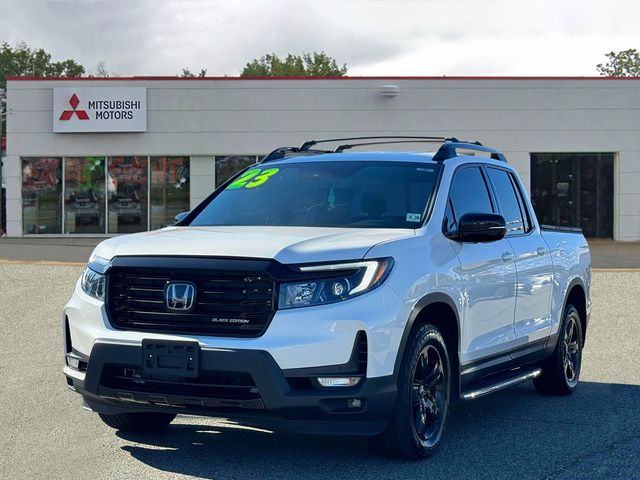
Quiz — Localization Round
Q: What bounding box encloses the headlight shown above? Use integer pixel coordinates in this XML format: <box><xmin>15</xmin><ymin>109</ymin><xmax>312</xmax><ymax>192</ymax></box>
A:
<box><xmin>80</xmin><ymin>255</ymin><xmax>110</xmax><ymax>301</ymax></box>
<box><xmin>278</xmin><ymin>258</ymin><xmax>393</xmax><ymax>309</ymax></box>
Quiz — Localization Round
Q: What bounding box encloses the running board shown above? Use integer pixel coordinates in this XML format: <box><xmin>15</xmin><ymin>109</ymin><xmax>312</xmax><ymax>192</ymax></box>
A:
<box><xmin>461</xmin><ymin>368</ymin><xmax>542</xmax><ymax>401</ymax></box>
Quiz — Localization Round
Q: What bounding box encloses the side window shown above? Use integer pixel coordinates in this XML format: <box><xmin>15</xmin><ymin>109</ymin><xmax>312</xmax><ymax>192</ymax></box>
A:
<box><xmin>443</xmin><ymin>198</ymin><xmax>456</xmax><ymax>233</ymax></box>
<box><xmin>486</xmin><ymin>168</ymin><xmax>525</xmax><ymax>235</ymax></box>
<box><xmin>449</xmin><ymin>167</ymin><xmax>494</xmax><ymax>222</ymax></box>
<box><xmin>510</xmin><ymin>174</ymin><xmax>532</xmax><ymax>232</ymax></box>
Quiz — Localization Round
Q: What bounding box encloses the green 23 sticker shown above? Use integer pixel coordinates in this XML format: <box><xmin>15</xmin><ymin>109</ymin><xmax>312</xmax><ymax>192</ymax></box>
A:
<box><xmin>226</xmin><ymin>168</ymin><xmax>280</xmax><ymax>190</ymax></box>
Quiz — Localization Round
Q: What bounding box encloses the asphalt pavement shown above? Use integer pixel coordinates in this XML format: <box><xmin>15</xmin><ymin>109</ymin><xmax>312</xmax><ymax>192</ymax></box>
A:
<box><xmin>1</xmin><ymin>265</ymin><xmax>639</xmax><ymax>479</ymax></box>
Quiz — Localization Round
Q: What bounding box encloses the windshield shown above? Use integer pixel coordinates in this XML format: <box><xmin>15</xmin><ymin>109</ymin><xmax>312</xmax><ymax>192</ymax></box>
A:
<box><xmin>189</xmin><ymin>161</ymin><xmax>442</xmax><ymax>229</ymax></box>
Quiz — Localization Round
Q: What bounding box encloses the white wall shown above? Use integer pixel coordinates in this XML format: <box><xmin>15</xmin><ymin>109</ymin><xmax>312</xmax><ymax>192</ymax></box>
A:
<box><xmin>189</xmin><ymin>156</ymin><xmax>216</xmax><ymax>208</ymax></box>
<box><xmin>617</xmin><ymin>151</ymin><xmax>640</xmax><ymax>241</ymax></box>
<box><xmin>5</xmin><ymin>77</ymin><xmax>640</xmax><ymax>239</ymax></box>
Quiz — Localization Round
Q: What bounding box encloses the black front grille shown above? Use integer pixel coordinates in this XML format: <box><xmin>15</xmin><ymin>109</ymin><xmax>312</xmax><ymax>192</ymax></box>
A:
<box><xmin>101</xmin><ymin>365</ymin><xmax>260</xmax><ymax>400</ymax></box>
<box><xmin>107</xmin><ymin>259</ymin><xmax>276</xmax><ymax>336</ymax></box>
<box><xmin>99</xmin><ymin>365</ymin><xmax>265</xmax><ymax>410</ymax></box>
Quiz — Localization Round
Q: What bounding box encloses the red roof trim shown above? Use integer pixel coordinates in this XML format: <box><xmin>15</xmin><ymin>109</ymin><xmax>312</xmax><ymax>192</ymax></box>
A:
<box><xmin>5</xmin><ymin>75</ymin><xmax>640</xmax><ymax>81</ymax></box>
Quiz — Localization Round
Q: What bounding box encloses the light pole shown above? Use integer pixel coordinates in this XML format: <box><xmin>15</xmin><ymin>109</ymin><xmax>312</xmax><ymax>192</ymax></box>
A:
<box><xmin>0</xmin><ymin>87</ymin><xmax>5</xmax><ymax>235</ymax></box>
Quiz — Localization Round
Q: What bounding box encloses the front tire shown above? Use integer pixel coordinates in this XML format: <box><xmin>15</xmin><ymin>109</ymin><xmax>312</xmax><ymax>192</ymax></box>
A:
<box><xmin>98</xmin><ymin>412</ymin><xmax>176</xmax><ymax>432</ymax></box>
<box><xmin>534</xmin><ymin>304</ymin><xmax>583</xmax><ymax>396</ymax></box>
<box><xmin>377</xmin><ymin>324</ymin><xmax>451</xmax><ymax>460</ymax></box>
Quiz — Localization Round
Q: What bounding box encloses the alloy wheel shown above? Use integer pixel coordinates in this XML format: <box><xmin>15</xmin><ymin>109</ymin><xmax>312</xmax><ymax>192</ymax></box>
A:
<box><xmin>411</xmin><ymin>344</ymin><xmax>446</xmax><ymax>447</ymax></box>
<box><xmin>563</xmin><ymin>315</ymin><xmax>581</xmax><ymax>387</ymax></box>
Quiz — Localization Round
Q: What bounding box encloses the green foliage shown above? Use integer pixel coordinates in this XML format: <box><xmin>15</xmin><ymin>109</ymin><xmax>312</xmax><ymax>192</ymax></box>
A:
<box><xmin>0</xmin><ymin>41</ymin><xmax>85</xmax><ymax>89</ymax></box>
<box><xmin>596</xmin><ymin>49</ymin><xmax>640</xmax><ymax>77</ymax></box>
<box><xmin>240</xmin><ymin>52</ymin><xmax>347</xmax><ymax>77</ymax></box>
<box><xmin>180</xmin><ymin>68</ymin><xmax>207</xmax><ymax>78</ymax></box>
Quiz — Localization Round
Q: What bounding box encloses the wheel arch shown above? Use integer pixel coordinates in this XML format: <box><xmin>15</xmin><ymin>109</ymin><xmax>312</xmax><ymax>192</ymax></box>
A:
<box><xmin>564</xmin><ymin>278</ymin><xmax>588</xmax><ymax>346</ymax></box>
<box><xmin>394</xmin><ymin>293</ymin><xmax>461</xmax><ymax>398</ymax></box>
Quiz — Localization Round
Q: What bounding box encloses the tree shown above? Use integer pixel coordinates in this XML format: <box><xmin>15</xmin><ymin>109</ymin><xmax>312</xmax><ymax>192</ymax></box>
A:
<box><xmin>0</xmin><ymin>41</ymin><xmax>85</xmax><ymax>89</ymax></box>
<box><xmin>596</xmin><ymin>49</ymin><xmax>640</xmax><ymax>77</ymax></box>
<box><xmin>180</xmin><ymin>68</ymin><xmax>207</xmax><ymax>78</ymax></box>
<box><xmin>89</xmin><ymin>61</ymin><xmax>119</xmax><ymax>78</ymax></box>
<box><xmin>94</xmin><ymin>61</ymin><xmax>109</xmax><ymax>78</ymax></box>
<box><xmin>240</xmin><ymin>52</ymin><xmax>347</xmax><ymax>77</ymax></box>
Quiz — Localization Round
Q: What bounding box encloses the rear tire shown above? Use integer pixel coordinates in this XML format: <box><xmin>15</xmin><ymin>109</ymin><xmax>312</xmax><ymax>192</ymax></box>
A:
<box><xmin>376</xmin><ymin>324</ymin><xmax>451</xmax><ymax>460</ymax></box>
<box><xmin>98</xmin><ymin>412</ymin><xmax>176</xmax><ymax>432</ymax></box>
<box><xmin>534</xmin><ymin>304</ymin><xmax>583</xmax><ymax>396</ymax></box>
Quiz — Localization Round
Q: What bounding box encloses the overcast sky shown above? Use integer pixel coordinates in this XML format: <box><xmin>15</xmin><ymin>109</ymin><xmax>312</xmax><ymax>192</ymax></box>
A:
<box><xmin>1</xmin><ymin>0</ymin><xmax>639</xmax><ymax>77</ymax></box>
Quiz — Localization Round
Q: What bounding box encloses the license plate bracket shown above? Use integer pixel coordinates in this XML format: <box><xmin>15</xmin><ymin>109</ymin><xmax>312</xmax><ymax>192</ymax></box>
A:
<box><xmin>141</xmin><ymin>340</ymin><xmax>200</xmax><ymax>379</ymax></box>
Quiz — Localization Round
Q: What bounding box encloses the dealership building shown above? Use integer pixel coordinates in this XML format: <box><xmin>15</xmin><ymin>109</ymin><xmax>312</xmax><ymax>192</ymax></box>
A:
<box><xmin>2</xmin><ymin>76</ymin><xmax>639</xmax><ymax>240</ymax></box>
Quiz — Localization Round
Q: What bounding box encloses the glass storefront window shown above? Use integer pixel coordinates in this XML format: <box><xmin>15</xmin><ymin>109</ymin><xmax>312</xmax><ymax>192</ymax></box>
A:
<box><xmin>107</xmin><ymin>156</ymin><xmax>148</xmax><ymax>233</ymax></box>
<box><xmin>64</xmin><ymin>157</ymin><xmax>106</xmax><ymax>234</ymax></box>
<box><xmin>530</xmin><ymin>152</ymin><xmax>614</xmax><ymax>238</ymax></box>
<box><xmin>215</xmin><ymin>155</ymin><xmax>258</xmax><ymax>188</ymax></box>
<box><xmin>150</xmin><ymin>156</ymin><xmax>190</xmax><ymax>230</ymax></box>
<box><xmin>22</xmin><ymin>157</ymin><xmax>62</xmax><ymax>234</ymax></box>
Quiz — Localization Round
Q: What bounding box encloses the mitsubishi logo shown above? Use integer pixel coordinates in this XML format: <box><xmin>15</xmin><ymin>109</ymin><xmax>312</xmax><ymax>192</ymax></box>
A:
<box><xmin>164</xmin><ymin>282</ymin><xmax>196</xmax><ymax>312</ymax></box>
<box><xmin>59</xmin><ymin>93</ymin><xmax>90</xmax><ymax>121</ymax></box>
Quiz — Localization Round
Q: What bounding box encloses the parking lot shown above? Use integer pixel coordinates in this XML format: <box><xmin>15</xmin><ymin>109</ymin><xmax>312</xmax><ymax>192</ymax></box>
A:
<box><xmin>1</xmin><ymin>264</ymin><xmax>639</xmax><ymax>479</ymax></box>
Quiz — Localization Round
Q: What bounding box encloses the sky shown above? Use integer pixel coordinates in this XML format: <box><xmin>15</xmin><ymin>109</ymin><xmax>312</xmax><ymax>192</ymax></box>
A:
<box><xmin>1</xmin><ymin>0</ymin><xmax>639</xmax><ymax>77</ymax></box>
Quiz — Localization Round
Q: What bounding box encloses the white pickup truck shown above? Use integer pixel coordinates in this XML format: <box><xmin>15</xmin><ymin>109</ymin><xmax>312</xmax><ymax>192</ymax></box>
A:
<box><xmin>63</xmin><ymin>137</ymin><xmax>591</xmax><ymax>459</ymax></box>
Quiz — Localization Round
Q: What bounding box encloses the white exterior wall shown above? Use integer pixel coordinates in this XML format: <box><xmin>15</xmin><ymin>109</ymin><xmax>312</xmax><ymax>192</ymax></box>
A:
<box><xmin>5</xmin><ymin>77</ymin><xmax>640</xmax><ymax>239</ymax></box>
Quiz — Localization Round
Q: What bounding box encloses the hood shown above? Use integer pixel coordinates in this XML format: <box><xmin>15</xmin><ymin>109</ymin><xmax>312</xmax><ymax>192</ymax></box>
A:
<box><xmin>91</xmin><ymin>226</ymin><xmax>414</xmax><ymax>265</ymax></box>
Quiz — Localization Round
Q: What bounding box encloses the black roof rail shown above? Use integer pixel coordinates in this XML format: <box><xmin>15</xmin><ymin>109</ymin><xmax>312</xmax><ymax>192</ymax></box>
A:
<box><xmin>335</xmin><ymin>139</ymin><xmax>445</xmax><ymax>152</ymax></box>
<box><xmin>432</xmin><ymin>140</ymin><xmax>508</xmax><ymax>163</ymax></box>
<box><xmin>260</xmin><ymin>136</ymin><xmax>507</xmax><ymax>164</ymax></box>
<box><xmin>300</xmin><ymin>135</ymin><xmax>446</xmax><ymax>151</ymax></box>
<box><xmin>260</xmin><ymin>146</ymin><xmax>332</xmax><ymax>163</ymax></box>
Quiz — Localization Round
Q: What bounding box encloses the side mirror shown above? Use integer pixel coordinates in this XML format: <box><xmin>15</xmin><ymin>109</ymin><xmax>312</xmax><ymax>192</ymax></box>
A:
<box><xmin>446</xmin><ymin>212</ymin><xmax>507</xmax><ymax>242</ymax></box>
<box><xmin>174</xmin><ymin>211</ymin><xmax>190</xmax><ymax>225</ymax></box>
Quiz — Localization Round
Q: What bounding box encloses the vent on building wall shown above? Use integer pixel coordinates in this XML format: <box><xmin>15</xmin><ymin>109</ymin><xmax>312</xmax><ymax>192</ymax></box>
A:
<box><xmin>379</xmin><ymin>84</ymin><xmax>400</xmax><ymax>97</ymax></box>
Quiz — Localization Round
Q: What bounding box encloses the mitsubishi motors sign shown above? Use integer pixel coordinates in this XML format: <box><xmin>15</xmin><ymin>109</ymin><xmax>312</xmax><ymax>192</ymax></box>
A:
<box><xmin>53</xmin><ymin>87</ymin><xmax>147</xmax><ymax>133</ymax></box>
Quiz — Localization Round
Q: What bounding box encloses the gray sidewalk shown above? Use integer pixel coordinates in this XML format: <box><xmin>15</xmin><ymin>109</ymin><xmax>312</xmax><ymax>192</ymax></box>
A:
<box><xmin>1</xmin><ymin>236</ymin><xmax>638</xmax><ymax>268</ymax></box>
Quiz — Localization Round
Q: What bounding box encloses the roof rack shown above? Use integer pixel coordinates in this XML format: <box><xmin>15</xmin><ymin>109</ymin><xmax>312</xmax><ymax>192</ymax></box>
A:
<box><xmin>334</xmin><ymin>139</ymin><xmax>445</xmax><ymax>152</ymax></box>
<box><xmin>300</xmin><ymin>135</ymin><xmax>445</xmax><ymax>151</ymax></box>
<box><xmin>260</xmin><ymin>136</ymin><xmax>508</xmax><ymax>164</ymax></box>
<box><xmin>432</xmin><ymin>140</ymin><xmax>508</xmax><ymax>163</ymax></box>
<box><xmin>260</xmin><ymin>136</ymin><xmax>446</xmax><ymax>163</ymax></box>
<box><xmin>260</xmin><ymin>146</ymin><xmax>332</xmax><ymax>163</ymax></box>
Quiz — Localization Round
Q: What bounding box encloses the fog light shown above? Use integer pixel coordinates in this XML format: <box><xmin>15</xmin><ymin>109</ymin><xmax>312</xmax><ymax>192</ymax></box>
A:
<box><xmin>316</xmin><ymin>376</ymin><xmax>362</xmax><ymax>387</ymax></box>
<box><xmin>347</xmin><ymin>398</ymin><xmax>362</xmax><ymax>409</ymax></box>
<box><xmin>66</xmin><ymin>354</ymin><xmax>80</xmax><ymax>369</ymax></box>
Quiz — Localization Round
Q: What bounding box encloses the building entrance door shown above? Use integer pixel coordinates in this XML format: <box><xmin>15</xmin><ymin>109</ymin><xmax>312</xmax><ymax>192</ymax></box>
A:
<box><xmin>530</xmin><ymin>153</ymin><xmax>614</xmax><ymax>238</ymax></box>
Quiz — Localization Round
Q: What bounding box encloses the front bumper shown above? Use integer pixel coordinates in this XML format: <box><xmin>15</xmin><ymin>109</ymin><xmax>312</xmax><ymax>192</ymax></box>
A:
<box><xmin>65</xmin><ymin>278</ymin><xmax>409</xmax><ymax>378</ymax></box>
<box><xmin>66</xmin><ymin>342</ymin><xmax>396</xmax><ymax>435</ymax></box>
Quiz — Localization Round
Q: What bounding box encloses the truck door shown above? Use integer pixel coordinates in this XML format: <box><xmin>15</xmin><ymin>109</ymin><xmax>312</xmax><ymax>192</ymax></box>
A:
<box><xmin>485</xmin><ymin>167</ymin><xmax>553</xmax><ymax>358</ymax></box>
<box><xmin>445</xmin><ymin>166</ymin><xmax>517</xmax><ymax>367</ymax></box>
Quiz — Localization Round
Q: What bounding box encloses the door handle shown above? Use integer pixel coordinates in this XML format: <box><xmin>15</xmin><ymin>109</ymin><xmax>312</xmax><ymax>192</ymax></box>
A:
<box><xmin>536</xmin><ymin>247</ymin><xmax>548</xmax><ymax>256</ymax></box>
<box><xmin>502</xmin><ymin>251</ymin><xmax>514</xmax><ymax>262</ymax></box>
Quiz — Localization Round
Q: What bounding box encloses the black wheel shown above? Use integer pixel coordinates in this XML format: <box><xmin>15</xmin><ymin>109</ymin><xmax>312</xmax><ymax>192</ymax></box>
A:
<box><xmin>98</xmin><ymin>412</ymin><xmax>176</xmax><ymax>432</ymax></box>
<box><xmin>376</xmin><ymin>324</ymin><xmax>451</xmax><ymax>460</ymax></box>
<box><xmin>534</xmin><ymin>304</ymin><xmax>583</xmax><ymax>396</ymax></box>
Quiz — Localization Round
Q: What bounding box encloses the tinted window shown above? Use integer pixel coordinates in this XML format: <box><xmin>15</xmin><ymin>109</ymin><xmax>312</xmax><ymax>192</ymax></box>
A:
<box><xmin>215</xmin><ymin>155</ymin><xmax>259</xmax><ymax>188</ymax></box>
<box><xmin>511</xmin><ymin>174</ymin><xmax>532</xmax><ymax>232</ymax></box>
<box><xmin>443</xmin><ymin>199</ymin><xmax>456</xmax><ymax>233</ymax></box>
<box><xmin>449</xmin><ymin>167</ymin><xmax>493</xmax><ymax>221</ymax></box>
<box><xmin>190</xmin><ymin>161</ymin><xmax>441</xmax><ymax>229</ymax></box>
<box><xmin>487</xmin><ymin>167</ymin><xmax>525</xmax><ymax>234</ymax></box>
